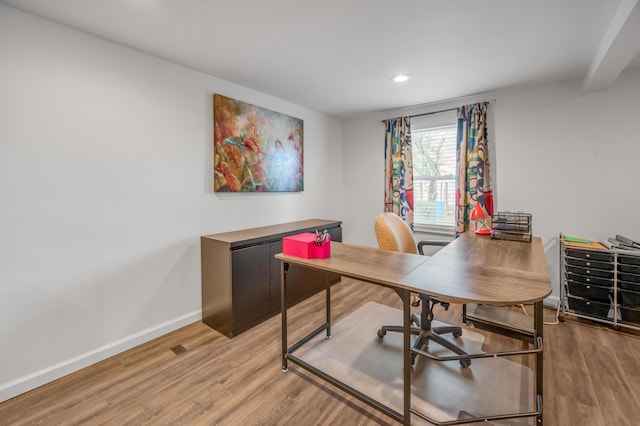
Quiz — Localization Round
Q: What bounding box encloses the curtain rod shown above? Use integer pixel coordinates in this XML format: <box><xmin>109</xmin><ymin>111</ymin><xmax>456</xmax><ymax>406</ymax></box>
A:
<box><xmin>382</xmin><ymin>99</ymin><xmax>496</xmax><ymax>122</ymax></box>
<box><xmin>408</xmin><ymin>107</ymin><xmax>457</xmax><ymax>119</ymax></box>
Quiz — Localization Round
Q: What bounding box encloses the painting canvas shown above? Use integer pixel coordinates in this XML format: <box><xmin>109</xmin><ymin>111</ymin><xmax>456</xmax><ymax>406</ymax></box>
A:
<box><xmin>213</xmin><ymin>94</ymin><xmax>304</xmax><ymax>192</ymax></box>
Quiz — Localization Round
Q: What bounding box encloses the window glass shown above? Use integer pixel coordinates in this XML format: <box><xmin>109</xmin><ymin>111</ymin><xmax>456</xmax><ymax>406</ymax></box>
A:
<box><xmin>411</xmin><ymin>112</ymin><xmax>457</xmax><ymax>230</ymax></box>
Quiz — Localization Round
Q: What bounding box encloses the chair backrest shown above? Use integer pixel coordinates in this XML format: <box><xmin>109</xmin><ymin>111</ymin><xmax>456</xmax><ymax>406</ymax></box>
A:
<box><xmin>374</xmin><ymin>212</ymin><xmax>418</xmax><ymax>254</ymax></box>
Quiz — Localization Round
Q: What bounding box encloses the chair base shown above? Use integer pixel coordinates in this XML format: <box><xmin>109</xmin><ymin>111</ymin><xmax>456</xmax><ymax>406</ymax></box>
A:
<box><xmin>377</xmin><ymin>310</ymin><xmax>471</xmax><ymax>368</ymax></box>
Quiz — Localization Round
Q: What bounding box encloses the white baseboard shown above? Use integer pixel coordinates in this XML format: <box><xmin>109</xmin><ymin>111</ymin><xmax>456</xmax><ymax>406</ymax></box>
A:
<box><xmin>0</xmin><ymin>310</ymin><xmax>201</xmax><ymax>403</ymax></box>
<box><xmin>544</xmin><ymin>295</ymin><xmax>560</xmax><ymax>309</ymax></box>
<box><xmin>1</xmin><ymin>296</ymin><xmax>563</xmax><ymax>403</ymax></box>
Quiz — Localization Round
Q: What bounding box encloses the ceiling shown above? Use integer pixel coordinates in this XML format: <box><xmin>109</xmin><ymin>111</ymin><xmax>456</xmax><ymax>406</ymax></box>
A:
<box><xmin>2</xmin><ymin>0</ymin><xmax>640</xmax><ymax>117</ymax></box>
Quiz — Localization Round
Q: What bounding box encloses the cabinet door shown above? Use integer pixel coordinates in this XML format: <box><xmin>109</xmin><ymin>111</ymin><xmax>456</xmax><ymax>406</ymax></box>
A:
<box><xmin>231</xmin><ymin>244</ymin><xmax>271</xmax><ymax>331</ymax></box>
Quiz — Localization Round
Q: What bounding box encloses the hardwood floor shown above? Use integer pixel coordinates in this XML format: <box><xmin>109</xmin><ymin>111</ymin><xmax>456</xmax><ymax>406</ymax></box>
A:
<box><xmin>1</xmin><ymin>278</ymin><xmax>639</xmax><ymax>425</ymax></box>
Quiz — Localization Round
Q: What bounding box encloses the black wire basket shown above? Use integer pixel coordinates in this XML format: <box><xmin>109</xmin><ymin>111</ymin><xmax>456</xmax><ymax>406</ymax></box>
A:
<box><xmin>490</xmin><ymin>212</ymin><xmax>532</xmax><ymax>242</ymax></box>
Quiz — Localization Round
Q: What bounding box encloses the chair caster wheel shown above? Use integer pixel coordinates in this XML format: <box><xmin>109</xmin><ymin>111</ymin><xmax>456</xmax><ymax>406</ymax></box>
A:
<box><xmin>453</xmin><ymin>331</ymin><xmax>462</xmax><ymax>338</ymax></box>
<box><xmin>460</xmin><ymin>358</ymin><xmax>471</xmax><ymax>368</ymax></box>
<box><xmin>377</xmin><ymin>329</ymin><xmax>386</xmax><ymax>339</ymax></box>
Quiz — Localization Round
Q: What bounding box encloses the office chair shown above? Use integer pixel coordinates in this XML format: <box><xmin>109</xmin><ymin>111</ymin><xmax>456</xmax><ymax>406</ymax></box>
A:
<box><xmin>374</xmin><ymin>212</ymin><xmax>470</xmax><ymax>367</ymax></box>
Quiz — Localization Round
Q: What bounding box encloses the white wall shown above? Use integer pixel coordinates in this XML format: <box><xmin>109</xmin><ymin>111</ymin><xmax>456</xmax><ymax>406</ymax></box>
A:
<box><xmin>3</xmin><ymin>2</ymin><xmax>639</xmax><ymax>404</ymax></box>
<box><xmin>0</xmin><ymin>5</ymin><xmax>343</xmax><ymax>402</ymax></box>
<box><xmin>342</xmin><ymin>67</ymin><xmax>640</xmax><ymax>305</ymax></box>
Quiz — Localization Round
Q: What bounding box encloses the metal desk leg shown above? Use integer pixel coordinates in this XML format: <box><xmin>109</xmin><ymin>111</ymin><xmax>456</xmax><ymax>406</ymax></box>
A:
<box><xmin>281</xmin><ymin>261</ymin><xmax>288</xmax><ymax>372</ymax></box>
<box><xmin>403</xmin><ymin>289</ymin><xmax>411</xmax><ymax>425</ymax></box>
<box><xmin>326</xmin><ymin>276</ymin><xmax>332</xmax><ymax>338</ymax></box>
<box><xmin>534</xmin><ymin>300</ymin><xmax>543</xmax><ymax>425</ymax></box>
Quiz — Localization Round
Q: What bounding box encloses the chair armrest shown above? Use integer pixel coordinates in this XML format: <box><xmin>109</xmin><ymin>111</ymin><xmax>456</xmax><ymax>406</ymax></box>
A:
<box><xmin>417</xmin><ymin>240</ymin><xmax>449</xmax><ymax>256</ymax></box>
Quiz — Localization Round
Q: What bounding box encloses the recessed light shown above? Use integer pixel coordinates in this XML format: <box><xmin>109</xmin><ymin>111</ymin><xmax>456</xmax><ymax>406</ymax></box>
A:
<box><xmin>392</xmin><ymin>74</ymin><xmax>411</xmax><ymax>83</ymax></box>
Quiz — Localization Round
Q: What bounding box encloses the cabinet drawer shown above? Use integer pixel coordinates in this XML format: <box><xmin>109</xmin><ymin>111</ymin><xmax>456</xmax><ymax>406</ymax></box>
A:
<box><xmin>565</xmin><ymin>256</ymin><xmax>612</xmax><ymax>271</ymax></box>
<box><xmin>565</xmin><ymin>265</ymin><xmax>614</xmax><ymax>279</ymax></box>
<box><xmin>566</xmin><ymin>281</ymin><xmax>610</xmax><ymax>302</ymax></box>
<box><xmin>565</xmin><ymin>248</ymin><xmax>612</xmax><ymax>262</ymax></box>
<box><xmin>565</xmin><ymin>271</ymin><xmax>613</xmax><ymax>287</ymax></box>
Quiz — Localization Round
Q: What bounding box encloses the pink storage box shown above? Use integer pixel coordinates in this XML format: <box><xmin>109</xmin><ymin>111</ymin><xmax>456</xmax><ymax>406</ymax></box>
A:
<box><xmin>282</xmin><ymin>233</ymin><xmax>331</xmax><ymax>259</ymax></box>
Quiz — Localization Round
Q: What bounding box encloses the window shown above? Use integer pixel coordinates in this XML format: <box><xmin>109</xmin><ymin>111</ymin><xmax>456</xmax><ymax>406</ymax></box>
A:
<box><xmin>411</xmin><ymin>111</ymin><xmax>457</xmax><ymax>232</ymax></box>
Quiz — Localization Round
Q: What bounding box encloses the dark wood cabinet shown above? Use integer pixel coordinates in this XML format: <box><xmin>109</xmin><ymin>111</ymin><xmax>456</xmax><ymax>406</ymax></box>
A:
<box><xmin>201</xmin><ymin>219</ymin><xmax>342</xmax><ymax>338</ymax></box>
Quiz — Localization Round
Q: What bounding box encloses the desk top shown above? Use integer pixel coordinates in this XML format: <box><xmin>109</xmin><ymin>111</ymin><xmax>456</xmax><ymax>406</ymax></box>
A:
<box><xmin>275</xmin><ymin>231</ymin><xmax>551</xmax><ymax>305</ymax></box>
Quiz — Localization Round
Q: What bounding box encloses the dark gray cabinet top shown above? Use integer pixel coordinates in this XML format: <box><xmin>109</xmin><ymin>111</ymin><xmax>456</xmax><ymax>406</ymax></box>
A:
<box><xmin>202</xmin><ymin>218</ymin><xmax>341</xmax><ymax>248</ymax></box>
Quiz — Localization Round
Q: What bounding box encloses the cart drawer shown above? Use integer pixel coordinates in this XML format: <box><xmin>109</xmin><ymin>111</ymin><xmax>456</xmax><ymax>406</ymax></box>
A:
<box><xmin>565</xmin><ymin>248</ymin><xmax>612</xmax><ymax>262</ymax></box>
<box><xmin>565</xmin><ymin>272</ymin><xmax>613</xmax><ymax>287</ymax></box>
<box><xmin>565</xmin><ymin>265</ymin><xmax>614</xmax><ymax>279</ymax></box>
<box><xmin>618</xmin><ymin>254</ymin><xmax>640</xmax><ymax>267</ymax></box>
<box><xmin>567</xmin><ymin>295</ymin><xmax>611</xmax><ymax>319</ymax></box>
<box><xmin>619</xmin><ymin>279</ymin><xmax>640</xmax><ymax>292</ymax></box>
<box><xmin>618</xmin><ymin>263</ymin><xmax>640</xmax><ymax>275</ymax></box>
<box><xmin>618</xmin><ymin>289</ymin><xmax>640</xmax><ymax>307</ymax></box>
<box><xmin>618</xmin><ymin>272</ymin><xmax>640</xmax><ymax>284</ymax></box>
<box><xmin>565</xmin><ymin>256</ymin><xmax>612</xmax><ymax>271</ymax></box>
<box><xmin>620</xmin><ymin>306</ymin><xmax>640</xmax><ymax>324</ymax></box>
<box><xmin>566</xmin><ymin>281</ymin><xmax>611</xmax><ymax>302</ymax></box>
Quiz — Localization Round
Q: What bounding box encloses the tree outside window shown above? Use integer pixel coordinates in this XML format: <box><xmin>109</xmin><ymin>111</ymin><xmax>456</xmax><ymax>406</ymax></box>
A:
<box><xmin>412</xmin><ymin>124</ymin><xmax>456</xmax><ymax>228</ymax></box>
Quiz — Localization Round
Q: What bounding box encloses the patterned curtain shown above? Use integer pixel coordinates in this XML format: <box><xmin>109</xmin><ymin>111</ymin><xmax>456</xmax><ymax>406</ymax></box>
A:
<box><xmin>455</xmin><ymin>103</ymin><xmax>493</xmax><ymax>234</ymax></box>
<box><xmin>383</xmin><ymin>117</ymin><xmax>414</xmax><ymax>228</ymax></box>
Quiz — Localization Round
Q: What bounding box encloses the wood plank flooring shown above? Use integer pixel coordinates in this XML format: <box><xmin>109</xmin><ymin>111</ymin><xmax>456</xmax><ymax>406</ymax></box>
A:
<box><xmin>1</xmin><ymin>278</ymin><xmax>639</xmax><ymax>425</ymax></box>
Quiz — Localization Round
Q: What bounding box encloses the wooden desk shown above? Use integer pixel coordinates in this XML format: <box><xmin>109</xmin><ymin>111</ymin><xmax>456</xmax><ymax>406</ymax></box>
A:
<box><xmin>276</xmin><ymin>232</ymin><xmax>551</xmax><ymax>425</ymax></box>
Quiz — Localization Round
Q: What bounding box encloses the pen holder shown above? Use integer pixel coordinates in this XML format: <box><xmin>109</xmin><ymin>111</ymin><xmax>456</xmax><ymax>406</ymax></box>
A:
<box><xmin>282</xmin><ymin>233</ymin><xmax>331</xmax><ymax>259</ymax></box>
<box><xmin>313</xmin><ymin>240</ymin><xmax>331</xmax><ymax>259</ymax></box>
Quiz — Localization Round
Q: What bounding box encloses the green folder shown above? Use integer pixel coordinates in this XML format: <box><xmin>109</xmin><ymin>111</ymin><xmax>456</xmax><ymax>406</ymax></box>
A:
<box><xmin>564</xmin><ymin>236</ymin><xmax>592</xmax><ymax>244</ymax></box>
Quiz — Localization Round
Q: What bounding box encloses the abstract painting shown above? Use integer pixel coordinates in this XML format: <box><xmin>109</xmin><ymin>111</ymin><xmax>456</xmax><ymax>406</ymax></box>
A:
<box><xmin>213</xmin><ymin>94</ymin><xmax>304</xmax><ymax>192</ymax></box>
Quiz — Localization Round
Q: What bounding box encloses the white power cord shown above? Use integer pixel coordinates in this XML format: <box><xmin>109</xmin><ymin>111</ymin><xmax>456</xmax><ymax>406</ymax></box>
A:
<box><xmin>544</xmin><ymin>302</ymin><xmax>562</xmax><ymax>325</ymax></box>
<box><xmin>519</xmin><ymin>302</ymin><xmax>562</xmax><ymax>325</ymax></box>
<box><xmin>518</xmin><ymin>304</ymin><xmax>528</xmax><ymax>316</ymax></box>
